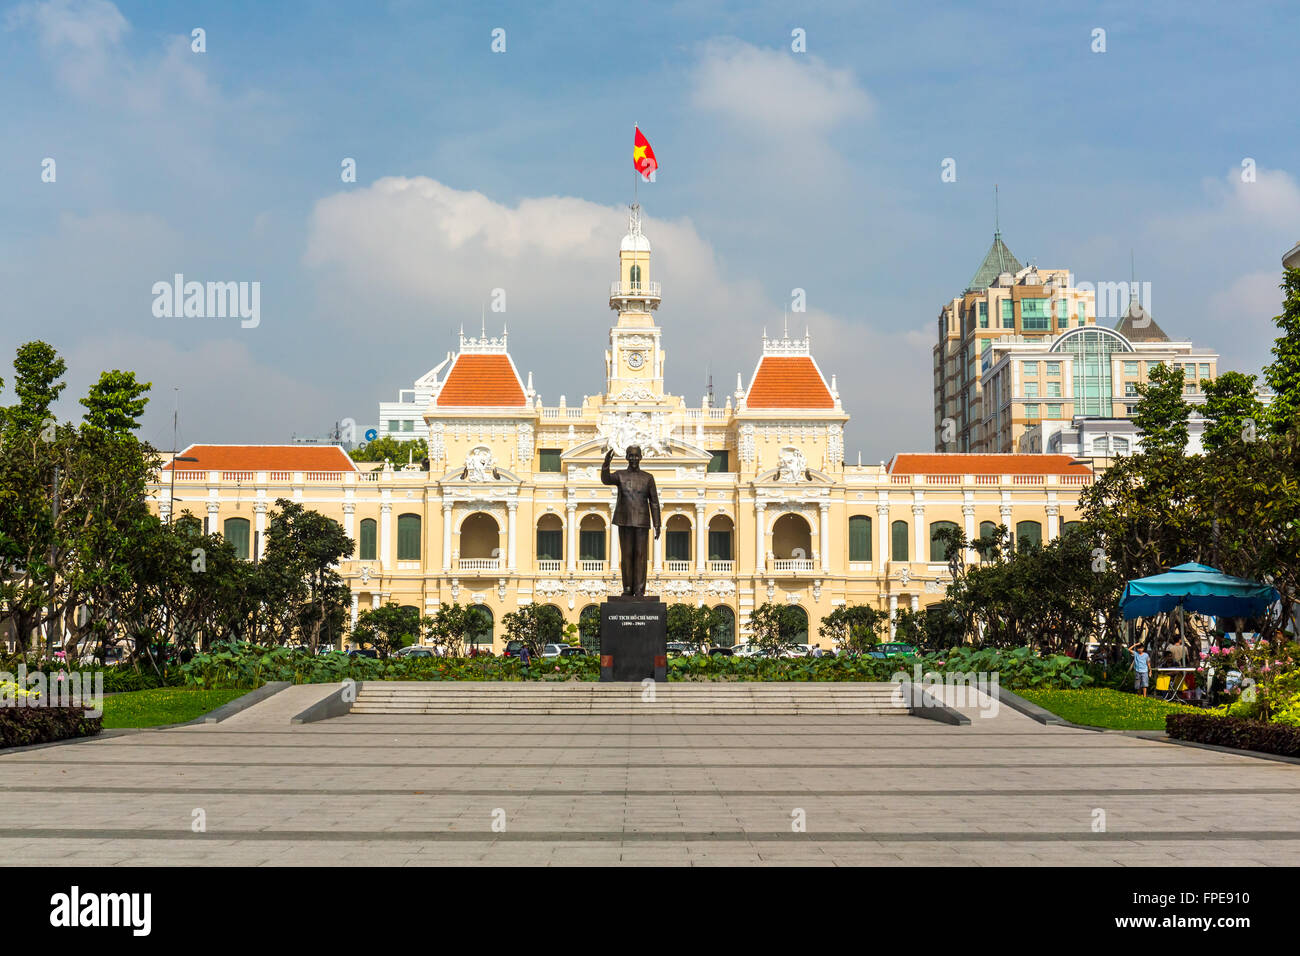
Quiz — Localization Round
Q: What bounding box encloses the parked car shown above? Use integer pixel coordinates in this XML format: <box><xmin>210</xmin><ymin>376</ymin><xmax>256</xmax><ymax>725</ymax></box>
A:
<box><xmin>731</xmin><ymin>643</ymin><xmax>763</xmax><ymax>658</ymax></box>
<box><xmin>782</xmin><ymin>644</ymin><xmax>817</xmax><ymax>658</ymax></box>
<box><xmin>348</xmin><ymin>648</ymin><xmax>378</xmax><ymax>659</ymax></box>
<box><xmin>707</xmin><ymin>646</ymin><xmax>734</xmax><ymax>657</ymax></box>
<box><xmin>392</xmin><ymin>645</ymin><xmax>434</xmax><ymax>658</ymax></box>
<box><xmin>665</xmin><ymin>642</ymin><xmax>696</xmax><ymax>657</ymax></box>
<box><xmin>867</xmin><ymin>642</ymin><xmax>917</xmax><ymax>659</ymax></box>
<box><xmin>503</xmin><ymin>641</ymin><xmax>529</xmax><ymax>659</ymax></box>
<box><xmin>541</xmin><ymin>643</ymin><xmax>565</xmax><ymax>658</ymax></box>
<box><xmin>559</xmin><ymin>646</ymin><xmax>588</xmax><ymax>658</ymax></box>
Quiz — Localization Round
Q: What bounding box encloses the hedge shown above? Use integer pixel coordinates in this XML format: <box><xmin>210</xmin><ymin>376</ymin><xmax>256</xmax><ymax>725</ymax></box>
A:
<box><xmin>1165</xmin><ymin>713</ymin><xmax>1300</xmax><ymax>759</ymax></box>
<box><xmin>0</xmin><ymin>706</ymin><xmax>103</xmax><ymax>749</ymax></box>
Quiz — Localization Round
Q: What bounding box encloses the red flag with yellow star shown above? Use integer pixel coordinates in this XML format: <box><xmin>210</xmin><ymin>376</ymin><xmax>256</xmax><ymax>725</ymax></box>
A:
<box><xmin>634</xmin><ymin>127</ymin><xmax>658</xmax><ymax>180</ymax></box>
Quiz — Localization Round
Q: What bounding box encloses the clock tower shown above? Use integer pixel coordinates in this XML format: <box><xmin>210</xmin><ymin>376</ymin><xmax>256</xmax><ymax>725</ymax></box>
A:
<box><xmin>606</xmin><ymin>203</ymin><xmax>665</xmax><ymax>403</ymax></box>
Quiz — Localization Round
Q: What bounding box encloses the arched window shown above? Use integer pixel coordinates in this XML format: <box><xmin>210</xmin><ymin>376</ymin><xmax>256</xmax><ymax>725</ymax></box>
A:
<box><xmin>397</xmin><ymin>514</ymin><xmax>421</xmax><ymax>560</ymax></box>
<box><xmin>223</xmin><ymin>517</ymin><xmax>250</xmax><ymax>560</ymax></box>
<box><xmin>891</xmin><ymin>520</ymin><xmax>910</xmax><ymax>561</ymax></box>
<box><xmin>537</xmin><ymin>605</ymin><xmax>566</xmax><ymax>645</ymax></box>
<box><xmin>359</xmin><ymin>518</ymin><xmax>377</xmax><ymax>561</ymax></box>
<box><xmin>929</xmin><ymin>520</ymin><xmax>960</xmax><ymax>562</ymax></box>
<box><xmin>1016</xmin><ymin>520</ymin><xmax>1042</xmax><ymax>550</ymax></box>
<box><xmin>849</xmin><ymin>515</ymin><xmax>872</xmax><ymax>561</ymax></box>
<box><xmin>579</xmin><ymin>514</ymin><xmax>607</xmax><ymax>562</ymax></box>
<box><xmin>579</xmin><ymin>604</ymin><xmax>601</xmax><ymax>652</ymax></box>
<box><xmin>787</xmin><ymin>606</ymin><xmax>809</xmax><ymax>644</ymax></box>
<box><xmin>536</xmin><ymin>514</ymin><xmax>563</xmax><ymax>562</ymax></box>
<box><xmin>1051</xmin><ymin>326</ymin><xmax>1133</xmax><ymax>417</ymax></box>
<box><xmin>711</xmin><ymin>606</ymin><xmax>736</xmax><ymax>647</ymax></box>
<box><xmin>629</xmin><ymin>264</ymin><xmax>642</xmax><ymax>288</ymax></box>
<box><xmin>1061</xmin><ymin>520</ymin><xmax>1084</xmax><ymax>537</ymax></box>
<box><xmin>664</xmin><ymin>514</ymin><xmax>692</xmax><ymax>563</ymax></box>
<box><xmin>979</xmin><ymin>520</ymin><xmax>998</xmax><ymax>542</ymax></box>
<box><xmin>708</xmin><ymin>515</ymin><xmax>734</xmax><ymax>562</ymax></box>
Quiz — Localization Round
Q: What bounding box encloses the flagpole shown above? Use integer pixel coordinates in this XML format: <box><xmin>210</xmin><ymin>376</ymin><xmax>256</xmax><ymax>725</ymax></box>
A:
<box><xmin>633</xmin><ymin>122</ymin><xmax>639</xmax><ymax>207</ymax></box>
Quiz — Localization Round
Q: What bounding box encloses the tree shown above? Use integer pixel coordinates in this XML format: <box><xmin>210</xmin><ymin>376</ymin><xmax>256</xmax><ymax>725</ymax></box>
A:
<box><xmin>666</xmin><ymin>603</ymin><xmax>723</xmax><ymax>652</ymax></box>
<box><xmin>1263</xmin><ymin>268</ymin><xmax>1300</xmax><ymax>435</ymax></box>
<box><xmin>258</xmin><ymin>499</ymin><xmax>353</xmax><ymax>649</ymax></box>
<box><xmin>747</xmin><ymin>602</ymin><xmax>806</xmax><ymax>655</ymax></box>
<box><xmin>350</xmin><ymin>436</ymin><xmax>428</xmax><ymax>464</ymax></box>
<box><xmin>353</xmin><ymin>603</ymin><xmax>421</xmax><ymax>657</ymax></box>
<box><xmin>1132</xmin><ymin>362</ymin><xmax>1191</xmax><ymax>453</ymax></box>
<box><xmin>424</xmin><ymin>602</ymin><xmax>491</xmax><ymax>656</ymax></box>
<box><xmin>501</xmin><ymin>603</ymin><xmax>558</xmax><ymax>658</ymax></box>
<box><xmin>80</xmin><ymin>370</ymin><xmax>150</xmax><ymax>436</ymax></box>
<box><xmin>1201</xmin><ymin>371</ymin><xmax>1265</xmax><ymax>454</ymax></box>
<box><xmin>818</xmin><ymin>604</ymin><xmax>887</xmax><ymax>653</ymax></box>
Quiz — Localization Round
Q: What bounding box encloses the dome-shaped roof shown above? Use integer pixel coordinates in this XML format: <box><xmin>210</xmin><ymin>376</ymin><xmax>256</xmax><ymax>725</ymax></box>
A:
<box><xmin>620</xmin><ymin>232</ymin><xmax>651</xmax><ymax>252</ymax></box>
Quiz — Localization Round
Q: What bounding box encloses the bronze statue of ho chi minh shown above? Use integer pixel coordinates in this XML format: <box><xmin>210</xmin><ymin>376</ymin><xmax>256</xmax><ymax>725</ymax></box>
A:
<box><xmin>601</xmin><ymin>445</ymin><xmax>662</xmax><ymax>598</ymax></box>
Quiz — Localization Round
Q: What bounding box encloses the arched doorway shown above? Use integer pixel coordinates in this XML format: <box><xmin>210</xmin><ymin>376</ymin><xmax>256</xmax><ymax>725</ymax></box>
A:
<box><xmin>579</xmin><ymin>604</ymin><xmax>601</xmax><ymax>652</ymax></box>
<box><xmin>772</xmin><ymin>513</ymin><xmax>812</xmax><ymax>568</ymax></box>
<box><xmin>711</xmin><ymin>605</ymin><xmax>736</xmax><ymax>647</ymax></box>
<box><xmin>467</xmin><ymin>603</ymin><xmax>493</xmax><ymax>649</ymax></box>
<box><xmin>460</xmin><ymin>513</ymin><xmax>501</xmax><ymax>570</ymax></box>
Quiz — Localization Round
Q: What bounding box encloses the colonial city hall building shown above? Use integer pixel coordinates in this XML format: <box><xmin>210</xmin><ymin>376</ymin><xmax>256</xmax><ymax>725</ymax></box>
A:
<box><xmin>151</xmin><ymin>205</ymin><xmax>1094</xmax><ymax>650</ymax></box>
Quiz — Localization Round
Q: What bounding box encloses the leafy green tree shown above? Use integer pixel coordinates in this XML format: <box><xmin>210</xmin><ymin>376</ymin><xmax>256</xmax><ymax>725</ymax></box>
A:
<box><xmin>818</xmin><ymin>604</ymin><xmax>887</xmax><ymax>652</ymax></box>
<box><xmin>666</xmin><ymin>603</ymin><xmax>723</xmax><ymax>652</ymax></box>
<box><xmin>258</xmin><ymin>499</ymin><xmax>353</xmax><ymax>650</ymax></box>
<box><xmin>1201</xmin><ymin>371</ymin><xmax>1265</xmax><ymax>453</ymax></box>
<box><xmin>350</xmin><ymin>436</ymin><xmax>428</xmax><ymax>464</ymax></box>
<box><xmin>747</xmin><ymin>602</ymin><xmax>806</xmax><ymax>655</ymax></box>
<box><xmin>1132</xmin><ymin>362</ymin><xmax>1192</xmax><ymax>453</ymax></box>
<box><xmin>501</xmin><ymin>603</ymin><xmax>562</xmax><ymax>658</ymax></box>
<box><xmin>891</xmin><ymin>607</ymin><xmax>928</xmax><ymax>646</ymax></box>
<box><xmin>80</xmin><ymin>370</ymin><xmax>150</xmax><ymax>435</ymax></box>
<box><xmin>423</xmin><ymin>602</ymin><xmax>491</xmax><ymax>656</ymax></box>
<box><xmin>353</xmin><ymin>603</ymin><xmax>421</xmax><ymax>657</ymax></box>
<box><xmin>1263</xmin><ymin>268</ymin><xmax>1300</xmax><ymax>435</ymax></box>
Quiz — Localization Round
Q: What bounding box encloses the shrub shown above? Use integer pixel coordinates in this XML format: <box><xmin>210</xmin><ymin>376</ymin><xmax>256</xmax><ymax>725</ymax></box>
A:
<box><xmin>1166</xmin><ymin>713</ymin><xmax>1300</xmax><ymax>758</ymax></box>
<box><xmin>0</xmin><ymin>706</ymin><xmax>103</xmax><ymax>749</ymax></box>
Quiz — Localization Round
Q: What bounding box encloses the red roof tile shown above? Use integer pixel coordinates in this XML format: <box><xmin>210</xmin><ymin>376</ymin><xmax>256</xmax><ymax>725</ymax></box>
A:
<box><xmin>888</xmin><ymin>454</ymin><xmax>1092</xmax><ymax>476</ymax></box>
<box><xmin>746</xmin><ymin>357</ymin><xmax>834</xmax><ymax>409</ymax></box>
<box><xmin>161</xmin><ymin>445</ymin><xmax>357</xmax><ymax>472</ymax></box>
<box><xmin>436</xmin><ymin>354</ymin><xmax>527</xmax><ymax>406</ymax></box>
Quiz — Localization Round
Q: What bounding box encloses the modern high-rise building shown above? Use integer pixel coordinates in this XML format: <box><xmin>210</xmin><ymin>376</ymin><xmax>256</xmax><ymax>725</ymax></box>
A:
<box><xmin>933</xmin><ymin>231</ymin><xmax>1097</xmax><ymax>452</ymax></box>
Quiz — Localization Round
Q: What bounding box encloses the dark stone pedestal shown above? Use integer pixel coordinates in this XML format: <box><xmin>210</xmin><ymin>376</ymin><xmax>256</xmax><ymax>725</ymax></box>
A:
<box><xmin>599</xmin><ymin>597</ymin><xmax>667</xmax><ymax>682</ymax></box>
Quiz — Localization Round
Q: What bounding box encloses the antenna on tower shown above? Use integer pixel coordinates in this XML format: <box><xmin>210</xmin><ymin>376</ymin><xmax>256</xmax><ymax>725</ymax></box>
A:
<box><xmin>994</xmin><ymin>184</ymin><xmax>1000</xmax><ymax>234</ymax></box>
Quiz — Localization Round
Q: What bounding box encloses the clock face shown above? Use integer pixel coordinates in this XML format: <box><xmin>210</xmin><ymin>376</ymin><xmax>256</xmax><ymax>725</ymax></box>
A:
<box><xmin>626</xmin><ymin>350</ymin><xmax>646</xmax><ymax>370</ymax></box>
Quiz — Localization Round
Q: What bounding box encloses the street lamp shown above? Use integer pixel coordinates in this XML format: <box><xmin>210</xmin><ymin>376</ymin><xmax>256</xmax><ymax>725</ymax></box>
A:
<box><xmin>168</xmin><ymin>455</ymin><xmax>199</xmax><ymax>525</ymax></box>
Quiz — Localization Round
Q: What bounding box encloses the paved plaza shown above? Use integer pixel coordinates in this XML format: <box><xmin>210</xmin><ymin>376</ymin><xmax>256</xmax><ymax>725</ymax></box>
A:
<box><xmin>2</xmin><ymin>684</ymin><xmax>1298</xmax><ymax>866</ymax></box>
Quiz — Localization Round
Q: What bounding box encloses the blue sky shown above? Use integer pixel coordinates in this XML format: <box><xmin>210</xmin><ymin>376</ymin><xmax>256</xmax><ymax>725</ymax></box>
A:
<box><xmin>1</xmin><ymin>0</ymin><xmax>1297</xmax><ymax>459</ymax></box>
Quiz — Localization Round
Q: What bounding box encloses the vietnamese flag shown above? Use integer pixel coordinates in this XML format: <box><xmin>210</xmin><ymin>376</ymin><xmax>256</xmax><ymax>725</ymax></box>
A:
<box><xmin>634</xmin><ymin>127</ymin><xmax>658</xmax><ymax>179</ymax></box>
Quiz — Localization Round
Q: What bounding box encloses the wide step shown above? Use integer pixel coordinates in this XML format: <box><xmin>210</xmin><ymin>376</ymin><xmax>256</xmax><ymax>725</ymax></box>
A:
<box><xmin>348</xmin><ymin>682</ymin><xmax>911</xmax><ymax>716</ymax></box>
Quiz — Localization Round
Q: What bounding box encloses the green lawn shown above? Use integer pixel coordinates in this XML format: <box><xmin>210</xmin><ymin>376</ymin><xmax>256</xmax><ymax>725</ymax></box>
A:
<box><xmin>100</xmin><ymin>687</ymin><xmax>252</xmax><ymax>728</ymax></box>
<box><xmin>1016</xmin><ymin>687</ymin><xmax>1202</xmax><ymax>730</ymax></box>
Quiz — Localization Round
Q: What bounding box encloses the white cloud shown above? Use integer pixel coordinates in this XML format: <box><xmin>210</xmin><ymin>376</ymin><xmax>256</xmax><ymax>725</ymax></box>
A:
<box><xmin>1151</xmin><ymin>165</ymin><xmax>1300</xmax><ymax>242</ymax></box>
<box><xmin>690</xmin><ymin>38</ymin><xmax>873</xmax><ymax>134</ymax></box>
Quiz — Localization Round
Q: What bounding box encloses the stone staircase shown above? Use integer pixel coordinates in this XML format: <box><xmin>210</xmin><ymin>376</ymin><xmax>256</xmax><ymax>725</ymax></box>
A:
<box><xmin>349</xmin><ymin>681</ymin><xmax>910</xmax><ymax>716</ymax></box>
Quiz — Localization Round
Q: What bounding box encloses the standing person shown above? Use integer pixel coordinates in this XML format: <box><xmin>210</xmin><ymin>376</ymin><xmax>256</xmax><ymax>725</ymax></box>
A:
<box><xmin>1128</xmin><ymin>641</ymin><xmax>1151</xmax><ymax>696</ymax></box>
<box><xmin>1168</xmin><ymin>635</ymin><xmax>1188</xmax><ymax>667</ymax></box>
<box><xmin>519</xmin><ymin>644</ymin><xmax>531</xmax><ymax>670</ymax></box>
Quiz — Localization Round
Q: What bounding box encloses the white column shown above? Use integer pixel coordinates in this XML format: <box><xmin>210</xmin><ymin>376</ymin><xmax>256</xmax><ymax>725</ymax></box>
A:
<box><xmin>962</xmin><ymin>501</ymin><xmax>976</xmax><ymax>563</ymax></box>
<box><xmin>342</xmin><ymin>502</ymin><xmax>355</xmax><ymax>539</ymax></box>
<box><xmin>818</xmin><ymin>503</ymin><xmax>830</xmax><ymax>571</ymax></box>
<box><xmin>695</xmin><ymin>504</ymin><xmax>707</xmax><ymax>573</ymax></box>
<box><xmin>877</xmin><ymin>502</ymin><xmax>889</xmax><ymax>564</ymax></box>
<box><xmin>207</xmin><ymin>501</ymin><xmax>220</xmax><ymax>536</ymax></box>
<box><xmin>609</xmin><ymin>515</ymin><xmax>620</xmax><ymax>570</ymax></box>
<box><xmin>654</xmin><ymin>521</ymin><xmax>664</xmax><ymax>572</ymax></box>
<box><xmin>441</xmin><ymin>502</ymin><xmax>454</xmax><ymax>572</ymax></box>
<box><xmin>371</xmin><ymin>592</ymin><xmax>381</xmax><ymax>609</ymax></box>
<box><xmin>754</xmin><ymin>503</ymin><xmax>767</xmax><ymax>574</ymax></box>
<box><xmin>254</xmin><ymin>502</ymin><xmax>267</xmax><ymax>560</ymax></box>
<box><xmin>912</xmin><ymin>504</ymin><xmax>926</xmax><ymax>563</ymax></box>
<box><xmin>506</xmin><ymin>501</ymin><xmax>518</xmax><ymax>571</ymax></box>
<box><xmin>380</xmin><ymin>503</ymin><xmax>392</xmax><ymax>570</ymax></box>
<box><xmin>350</xmin><ymin>592</ymin><xmax>359</xmax><ymax>629</ymax></box>
<box><xmin>1046</xmin><ymin>501</ymin><xmax>1060</xmax><ymax>541</ymax></box>
<box><xmin>566</xmin><ymin>504</ymin><xmax>578</xmax><ymax>573</ymax></box>
<box><xmin>911</xmin><ymin>594</ymin><xmax>920</xmax><ymax>612</ymax></box>
<box><xmin>888</xmin><ymin>594</ymin><xmax>898</xmax><ymax>639</ymax></box>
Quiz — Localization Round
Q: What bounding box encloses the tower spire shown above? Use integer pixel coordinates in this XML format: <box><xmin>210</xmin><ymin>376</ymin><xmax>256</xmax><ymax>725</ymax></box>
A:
<box><xmin>994</xmin><ymin>184</ymin><xmax>1000</xmax><ymax>235</ymax></box>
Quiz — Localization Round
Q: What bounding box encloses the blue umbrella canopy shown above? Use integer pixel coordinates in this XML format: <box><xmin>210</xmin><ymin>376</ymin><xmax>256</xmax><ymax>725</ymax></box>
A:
<box><xmin>1120</xmin><ymin>563</ymin><xmax>1281</xmax><ymax>620</ymax></box>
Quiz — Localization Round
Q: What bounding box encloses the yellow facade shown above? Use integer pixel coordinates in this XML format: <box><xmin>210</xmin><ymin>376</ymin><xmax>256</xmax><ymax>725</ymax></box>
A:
<box><xmin>150</xmin><ymin>205</ymin><xmax>1094</xmax><ymax>650</ymax></box>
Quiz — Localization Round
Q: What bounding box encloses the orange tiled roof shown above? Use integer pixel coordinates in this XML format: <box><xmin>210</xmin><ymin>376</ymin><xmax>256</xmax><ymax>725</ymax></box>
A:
<box><xmin>161</xmin><ymin>445</ymin><xmax>357</xmax><ymax>472</ymax></box>
<box><xmin>436</xmin><ymin>354</ymin><xmax>527</xmax><ymax>406</ymax></box>
<box><xmin>746</xmin><ymin>356</ymin><xmax>834</xmax><ymax>409</ymax></box>
<box><xmin>888</xmin><ymin>453</ymin><xmax>1092</xmax><ymax>476</ymax></box>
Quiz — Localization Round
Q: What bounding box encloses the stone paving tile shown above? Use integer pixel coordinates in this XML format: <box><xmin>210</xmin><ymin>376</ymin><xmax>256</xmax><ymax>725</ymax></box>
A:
<box><xmin>3</xmin><ymin>690</ymin><xmax>1299</xmax><ymax>866</ymax></box>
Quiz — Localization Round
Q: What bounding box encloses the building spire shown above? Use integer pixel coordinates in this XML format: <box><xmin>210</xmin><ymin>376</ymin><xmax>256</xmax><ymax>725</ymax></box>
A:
<box><xmin>994</xmin><ymin>183</ymin><xmax>1000</xmax><ymax>235</ymax></box>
